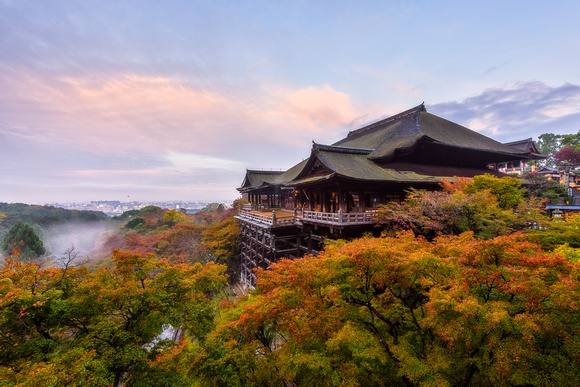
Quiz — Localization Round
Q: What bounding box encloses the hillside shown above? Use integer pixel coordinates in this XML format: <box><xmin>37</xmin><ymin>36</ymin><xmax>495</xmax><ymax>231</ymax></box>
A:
<box><xmin>0</xmin><ymin>202</ymin><xmax>113</xmax><ymax>259</ymax></box>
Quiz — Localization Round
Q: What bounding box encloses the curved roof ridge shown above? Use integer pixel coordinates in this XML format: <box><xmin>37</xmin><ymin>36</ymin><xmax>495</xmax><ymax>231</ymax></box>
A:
<box><xmin>346</xmin><ymin>103</ymin><xmax>426</xmax><ymax>138</ymax></box>
<box><xmin>245</xmin><ymin>169</ymin><xmax>285</xmax><ymax>175</ymax></box>
<box><xmin>313</xmin><ymin>143</ymin><xmax>374</xmax><ymax>155</ymax></box>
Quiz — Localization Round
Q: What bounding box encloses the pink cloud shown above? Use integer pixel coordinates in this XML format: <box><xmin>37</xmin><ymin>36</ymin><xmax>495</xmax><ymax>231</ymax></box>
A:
<box><xmin>1</xmin><ymin>71</ymin><xmax>385</xmax><ymax>163</ymax></box>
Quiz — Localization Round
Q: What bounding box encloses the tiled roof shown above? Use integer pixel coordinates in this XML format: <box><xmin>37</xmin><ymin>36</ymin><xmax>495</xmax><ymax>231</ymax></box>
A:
<box><xmin>239</xmin><ymin>104</ymin><xmax>544</xmax><ymax>191</ymax></box>
<box><xmin>334</xmin><ymin>104</ymin><xmax>530</xmax><ymax>161</ymax></box>
<box><xmin>289</xmin><ymin>145</ymin><xmax>506</xmax><ymax>186</ymax></box>
<box><xmin>238</xmin><ymin>170</ymin><xmax>284</xmax><ymax>191</ymax></box>
<box><xmin>503</xmin><ymin>138</ymin><xmax>545</xmax><ymax>160</ymax></box>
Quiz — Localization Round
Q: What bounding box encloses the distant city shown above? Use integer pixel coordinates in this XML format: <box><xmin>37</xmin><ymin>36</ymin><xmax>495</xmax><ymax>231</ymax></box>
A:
<box><xmin>46</xmin><ymin>200</ymin><xmax>232</xmax><ymax>217</ymax></box>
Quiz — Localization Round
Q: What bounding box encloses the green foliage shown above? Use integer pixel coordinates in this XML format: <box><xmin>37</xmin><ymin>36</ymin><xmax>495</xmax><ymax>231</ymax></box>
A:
<box><xmin>139</xmin><ymin>205</ymin><xmax>164</xmax><ymax>216</ymax></box>
<box><xmin>528</xmin><ymin>214</ymin><xmax>580</xmax><ymax>250</ymax></box>
<box><xmin>200</xmin><ymin>202</ymin><xmax>225</xmax><ymax>213</ymax></box>
<box><xmin>536</xmin><ymin>131</ymin><xmax>580</xmax><ymax>167</ymax></box>
<box><xmin>0</xmin><ymin>202</ymin><xmax>108</xmax><ymax>222</ymax></box>
<box><xmin>0</xmin><ymin>220</ymin><xmax>46</xmax><ymax>259</ymax></box>
<box><xmin>125</xmin><ymin>217</ymin><xmax>145</xmax><ymax>229</ymax></box>
<box><xmin>464</xmin><ymin>173</ymin><xmax>524</xmax><ymax>209</ymax></box>
<box><xmin>559</xmin><ymin>130</ymin><xmax>580</xmax><ymax>149</ymax></box>
<box><xmin>524</xmin><ymin>172</ymin><xmax>568</xmax><ymax>204</ymax></box>
<box><xmin>0</xmin><ymin>202</ymin><xmax>109</xmax><ymax>248</ymax></box>
<box><xmin>536</xmin><ymin>133</ymin><xmax>563</xmax><ymax>167</ymax></box>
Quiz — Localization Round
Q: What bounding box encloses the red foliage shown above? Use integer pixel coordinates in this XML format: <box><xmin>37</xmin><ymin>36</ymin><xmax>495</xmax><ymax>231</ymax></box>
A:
<box><xmin>554</xmin><ymin>146</ymin><xmax>580</xmax><ymax>164</ymax></box>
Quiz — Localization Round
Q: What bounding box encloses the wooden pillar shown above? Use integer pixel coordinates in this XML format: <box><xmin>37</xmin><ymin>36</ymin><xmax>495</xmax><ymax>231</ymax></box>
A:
<box><xmin>359</xmin><ymin>190</ymin><xmax>366</xmax><ymax>212</ymax></box>
<box><xmin>338</xmin><ymin>189</ymin><xmax>346</xmax><ymax>213</ymax></box>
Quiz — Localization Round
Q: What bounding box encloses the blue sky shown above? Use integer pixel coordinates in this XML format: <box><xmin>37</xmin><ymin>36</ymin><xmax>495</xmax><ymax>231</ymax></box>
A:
<box><xmin>1</xmin><ymin>0</ymin><xmax>580</xmax><ymax>204</ymax></box>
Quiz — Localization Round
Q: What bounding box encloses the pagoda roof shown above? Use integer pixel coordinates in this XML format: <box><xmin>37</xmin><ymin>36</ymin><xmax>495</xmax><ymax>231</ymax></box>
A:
<box><xmin>238</xmin><ymin>169</ymin><xmax>285</xmax><ymax>192</ymax></box>
<box><xmin>333</xmin><ymin>104</ymin><xmax>531</xmax><ymax>162</ymax></box>
<box><xmin>288</xmin><ymin>143</ymin><xmax>505</xmax><ymax>186</ymax></box>
<box><xmin>239</xmin><ymin>104</ymin><xmax>545</xmax><ymax>192</ymax></box>
<box><xmin>273</xmin><ymin>159</ymin><xmax>309</xmax><ymax>185</ymax></box>
<box><xmin>503</xmin><ymin>138</ymin><xmax>545</xmax><ymax>160</ymax></box>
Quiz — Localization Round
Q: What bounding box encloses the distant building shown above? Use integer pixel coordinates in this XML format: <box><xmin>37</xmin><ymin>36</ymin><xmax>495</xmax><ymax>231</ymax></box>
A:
<box><xmin>495</xmin><ymin>138</ymin><xmax>544</xmax><ymax>175</ymax></box>
<box><xmin>236</xmin><ymin>104</ymin><xmax>544</xmax><ymax>287</ymax></box>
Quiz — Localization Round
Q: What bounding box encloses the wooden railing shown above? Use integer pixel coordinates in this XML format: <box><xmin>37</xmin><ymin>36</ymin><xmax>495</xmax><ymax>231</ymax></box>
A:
<box><xmin>237</xmin><ymin>208</ymin><xmax>378</xmax><ymax>227</ymax></box>
<box><xmin>301</xmin><ymin>210</ymin><xmax>378</xmax><ymax>225</ymax></box>
<box><xmin>237</xmin><ymin>209</ymin><xmax>296</xmax><ymax>227</ymax></box>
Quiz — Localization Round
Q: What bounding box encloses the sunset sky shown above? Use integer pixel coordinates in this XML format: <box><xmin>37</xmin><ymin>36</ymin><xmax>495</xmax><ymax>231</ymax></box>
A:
<box><xmin>2</xmin><ymin>0</ymin><xmax>580</xmax><ymax>204</ymax></box>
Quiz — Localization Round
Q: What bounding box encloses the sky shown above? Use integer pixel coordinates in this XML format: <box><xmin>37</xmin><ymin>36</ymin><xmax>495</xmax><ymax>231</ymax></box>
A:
<box><xmin>1</xmin><ymin>0</ymin><xmax>580</xmax><ymax>204</ymax></box>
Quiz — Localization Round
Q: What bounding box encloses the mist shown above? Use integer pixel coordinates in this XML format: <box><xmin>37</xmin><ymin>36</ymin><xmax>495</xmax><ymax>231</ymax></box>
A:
<box><xmin>42</xmin><ymin>220</ymin><xmax>121</xmax><ymax>264</ymax></box>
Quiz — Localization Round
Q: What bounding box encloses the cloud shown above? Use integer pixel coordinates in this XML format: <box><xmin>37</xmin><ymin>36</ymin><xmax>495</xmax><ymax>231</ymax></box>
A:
<box><xmin>273</xmin><ymin>85</ymin><xmax>359</xmax><ymax>131</ymax></box>
<box><xmin>0</xmin><ymin>65</ymin><xmax>377</xmax><ymax>202</ymax></box>
<box><xmin>165</xmin><ymin>152</ymin><xmax>244</xmax><ymax>173</ymax></box>
<box><xmin>430</xmin><ymin>81</ymin><xmax>580</xmax><ymax>142</ymax></box>
<box><xmin>0</xmin><ymin>68</ymin><xmax>370</xmax><ymax>161</ymax></box>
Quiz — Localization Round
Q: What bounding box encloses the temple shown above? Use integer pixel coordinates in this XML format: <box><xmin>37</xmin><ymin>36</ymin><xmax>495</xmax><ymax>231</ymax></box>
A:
<box><xmin>236</xmin><ymin>104</ymin><xmax>542</xmax><ymax>287</ymax></box>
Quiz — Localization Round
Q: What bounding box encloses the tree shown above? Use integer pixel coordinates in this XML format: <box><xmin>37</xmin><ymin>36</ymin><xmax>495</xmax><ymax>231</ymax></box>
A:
<box><xmin>202</xmin><ymin>216</ymin><xmax>241</xmax><ymax>282</ymax></box>
<box><xmin>200</xmin><ymin>203</ymin><xmax>225</xmax><ymax>213</ymax></box>
<box><xmin>559</xmin><ymin>130</ymin><xmax>580</xmax><ymax>149</ymax></box>
<box><xmin>528</xmin><ymin>213</ymin><xmax>580</xmax><ymax>250</ymax></box>
<box><xmin>523</xmin><ymin>171</ymin><xmax>568</xmax><ymax>204</ymax></box>
<box><xmin>161</xmin><ymin>209</ymin><xmax>188</xmax><ymax>227</ymax></box>
<box><xmin>0</xmin><ymin>220</ymin><xmax>46</xmax><ymax>259</ymax></box>
<box><xmin>0</xmin><ymin>249</ymin><xmax>227</xmax><ymax>386</ymax></box>
<box><xmin>536</xmin><ymin>133</ymin><xmax>562</xmax><ymax>167</ymax></box>
<box><xmin>216</xmin><ymin>232</ymin><xmax>580</xmax><ymax>386</ymax></box>
<box><xmin>125</xmin><ymin>217</ymin><xmax>145</xmax><ymax>229</ymax></box>
<box><xmin>535</xmin><ymin>131</ymin><xmax>580</xmax><ymax>167</ymax></box>
<box><xmin>378</xmin><ymin>176</ymin><xmax>545</xmax><ymax>240</ymax></box>
<box><xmin>554</xmin><ymin>146</ymin><xmax>580</xmax><ymax>165</ymax></box>
<box><xmin>463</xmin><ymin>174</ymin><xmax>524</xmax><ymax>209</ymax></box>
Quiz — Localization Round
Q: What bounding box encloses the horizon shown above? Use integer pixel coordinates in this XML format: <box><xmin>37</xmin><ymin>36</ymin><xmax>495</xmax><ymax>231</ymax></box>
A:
<box><xmin>2</xmin><ymin>1</ymin><xmax>580</xmax><ymax>204</ymax></box>
<box><xmin>1</xmin><ymin>198</ymin><xmax>235</xmax><ymax>207</ymax></box>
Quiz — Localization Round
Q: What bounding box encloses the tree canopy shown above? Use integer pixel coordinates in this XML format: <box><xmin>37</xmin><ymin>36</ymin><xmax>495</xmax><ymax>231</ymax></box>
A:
<box><xmin>0</xmin><ymin>249</ymin><xmax>227</xmax><ymax>386</ymax></box>
<box><xmin>377</xmin><ymin>175</ymin><xmax>545</xmax><ymax>240</ymax></box>
<box><xmin>197</xmin><ymin>231</ymin><xmax>580</xmax><ymax>386</ymax></box>
<box><xmin>4</xmin><ymin>182</ymin><xmax>580</xmax><ymax>386</ymax></box>
<box><xmin>0</xmin><ymin>220</ymin><xmax>46</xmax><ymax>259</ymax></box>
<box><xmin>536</xmin><ymin>130</ymin><xmax>580</xmax><ymax>167</ymax></box>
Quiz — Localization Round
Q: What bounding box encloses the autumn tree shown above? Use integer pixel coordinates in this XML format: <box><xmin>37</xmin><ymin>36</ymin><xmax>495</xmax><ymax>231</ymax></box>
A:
<box><xmin>535</xmin><ymin>131</ymin><xmax>580</xmax><ymax>167</ymax></box>
<box><xmin>528</xmin><ymin>213</ymin><xmax>580</xmax><ymax>250</ymax></box>
<box><xmin>202</xmin><ymin>216</ymin><xmax>241</xmax><ymax>282</ymax></box>
<box><xmin>378</xmin><ymin>176</ymin><xmax>545</xmax><ymax>240</ymax></box>
<box><xmin>554</xmin><ymin>146</ymin><xmax>580</xmax><ymax>166</ymax></box>
<box><xmin>213</xmin><ymin>232</ymin><xmax>580</xmax><ymax>386</ymax></box>
<box><xmin>0</xmin><ymin>249</ymin><xmax>227</xmax><ymax>386</ymax></box>
<box><xmin>0</xmin><ymin>220</ymin><xmax>46</xmax><ymax>259</ymax></box>
<box><xmin>463</xmin><ymin>174</ymin><xmax>524</xmax><ymax>209</ymax></box>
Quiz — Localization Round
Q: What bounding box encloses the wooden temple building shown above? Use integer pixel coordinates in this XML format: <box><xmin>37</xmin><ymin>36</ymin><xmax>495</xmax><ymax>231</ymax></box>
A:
<box><xmin>236</xmin><ymin>104</ymin><xmax>541</xmax><ymax>287</ymax></box>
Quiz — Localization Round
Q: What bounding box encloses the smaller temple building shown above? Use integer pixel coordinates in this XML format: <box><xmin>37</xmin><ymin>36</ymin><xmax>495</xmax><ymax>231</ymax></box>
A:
<box><xmin>236</xmin><ymin>104</ymin><xmax>543</xmax><ymax>287</ymax></box>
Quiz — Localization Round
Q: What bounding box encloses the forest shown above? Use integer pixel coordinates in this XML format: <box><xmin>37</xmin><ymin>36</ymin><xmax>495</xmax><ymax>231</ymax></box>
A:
<box><xmin>1</xmin><ymin>174</ymin><xmax>579</xmax><ymax>386</ymax></box>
